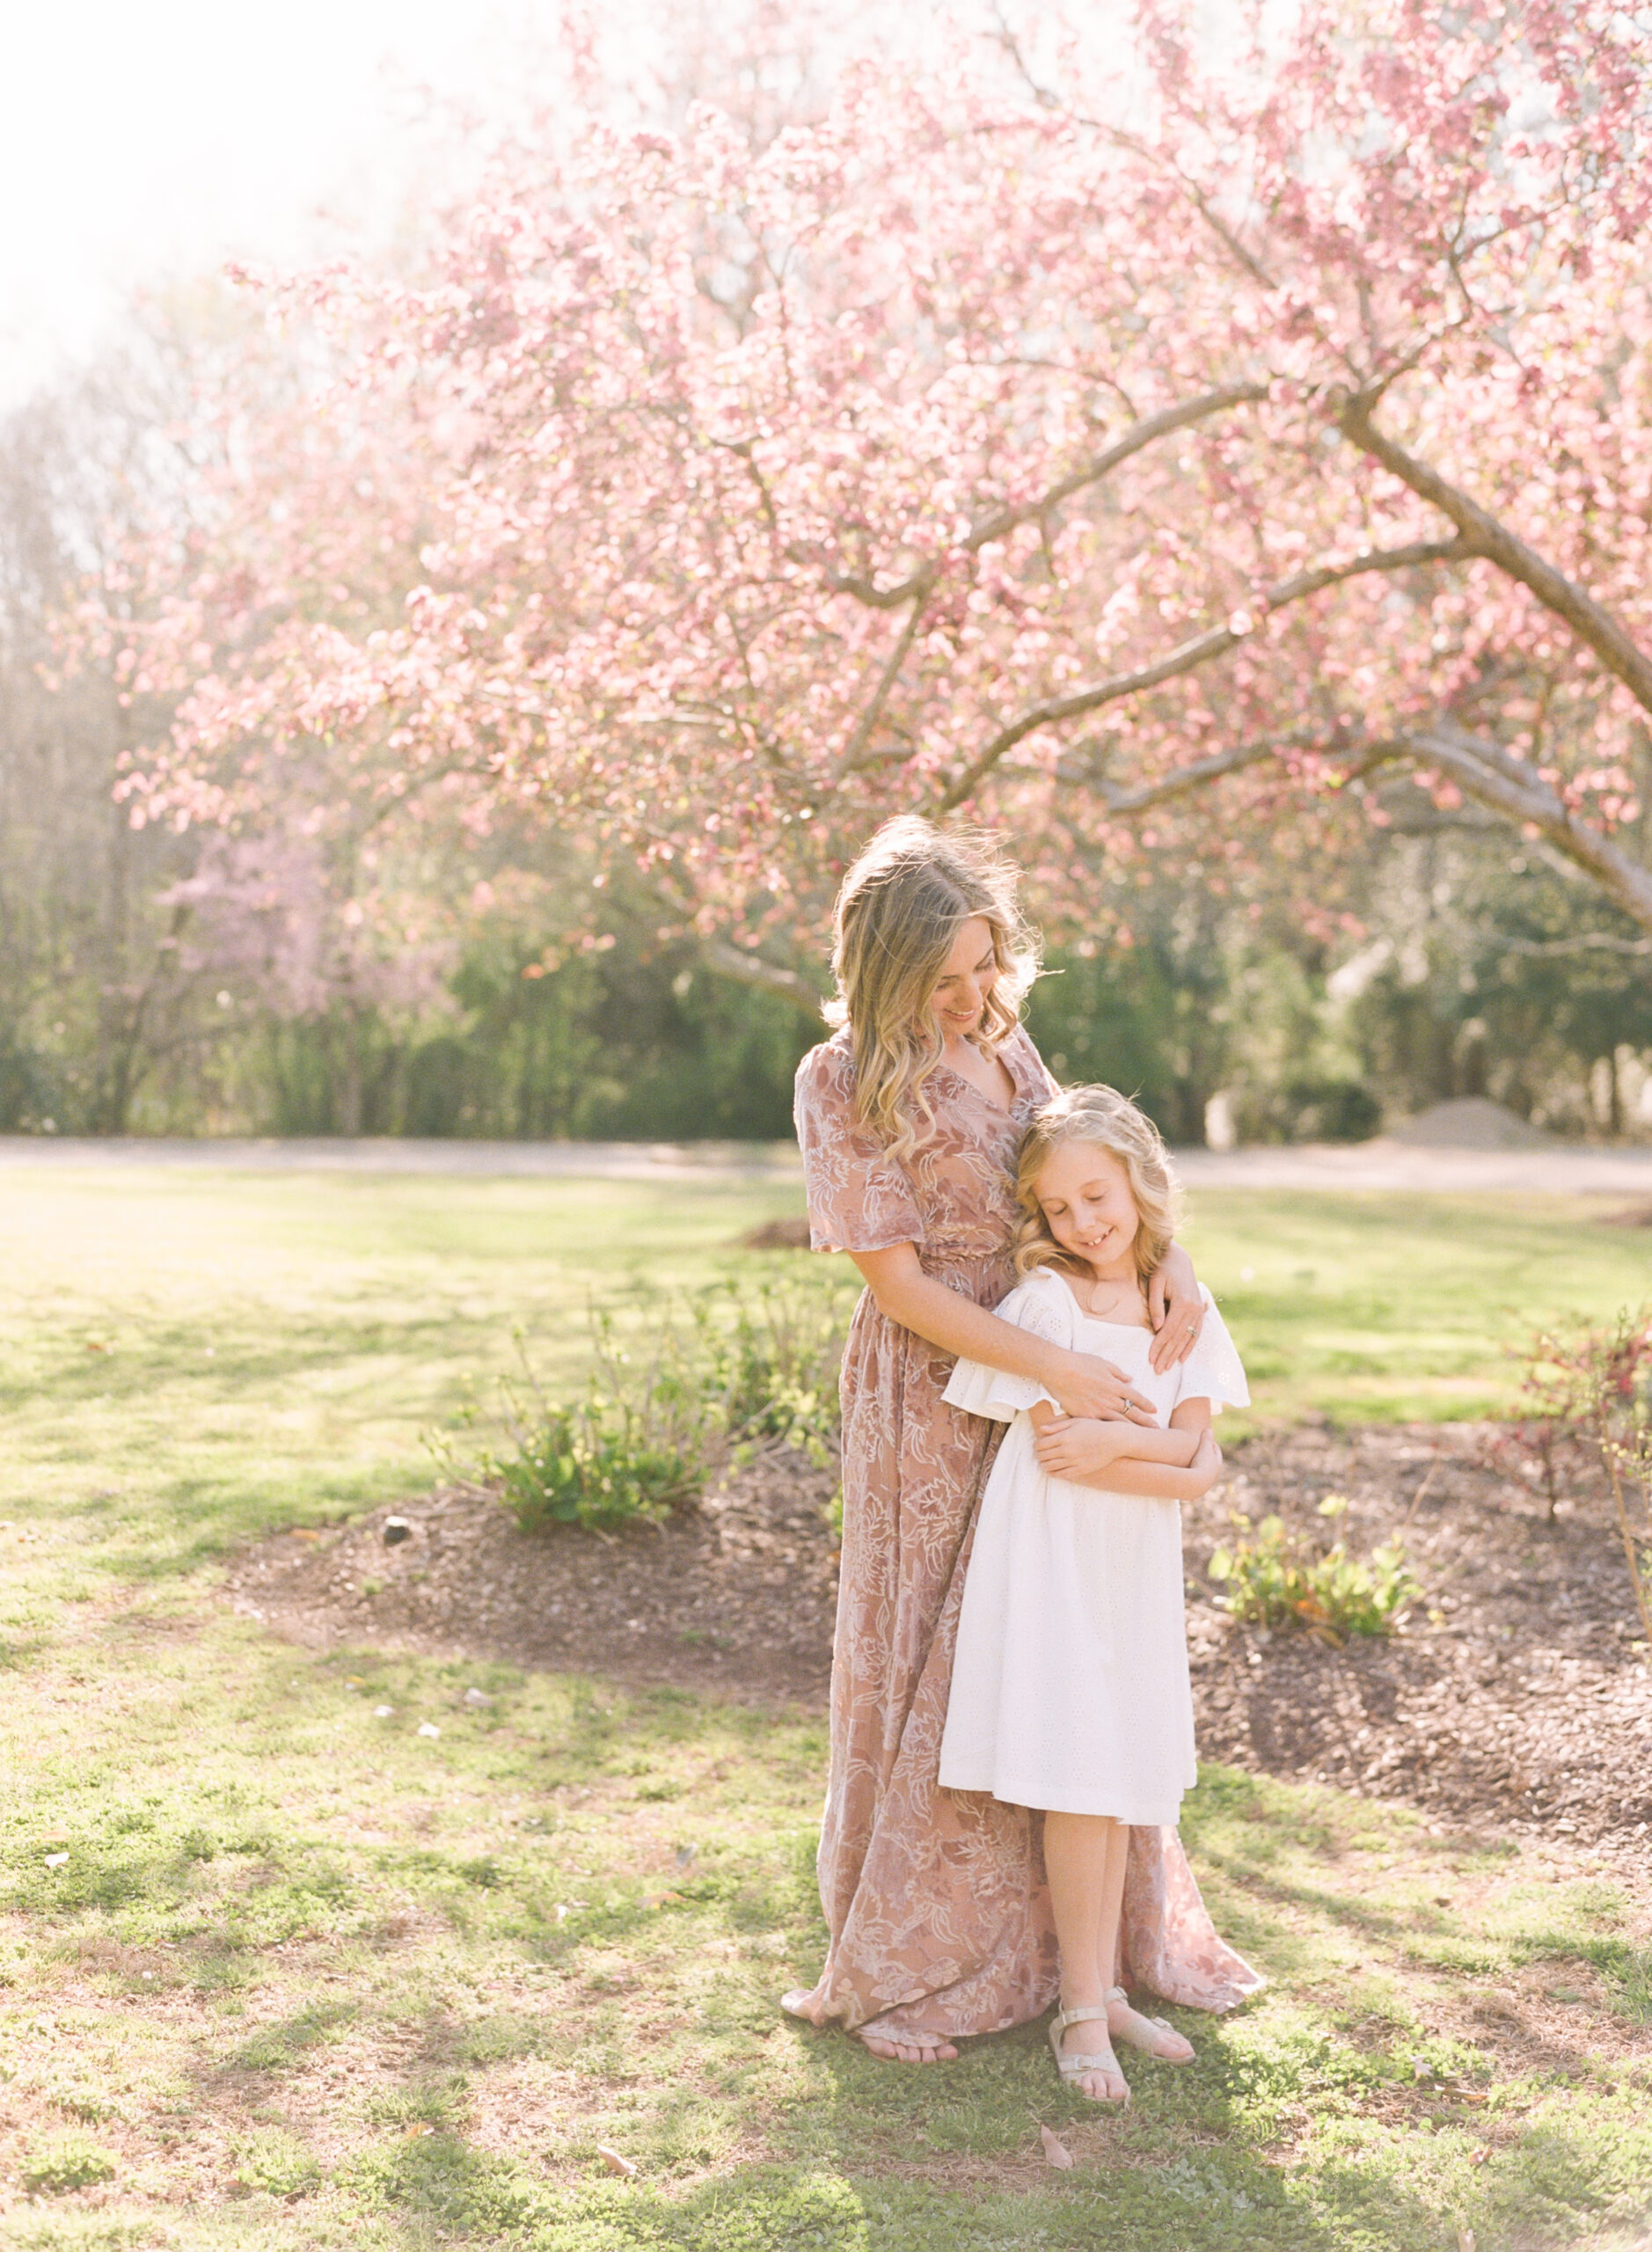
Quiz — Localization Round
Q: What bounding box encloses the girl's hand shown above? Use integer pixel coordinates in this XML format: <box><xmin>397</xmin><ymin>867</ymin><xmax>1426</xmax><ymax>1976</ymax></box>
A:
<box><xmin>1185</xmin><ymin>1429</ymin><xmax>1224</xmax><ymax>1495</ymax></box>
<box><xmin>1048</xmin><ymin>1349</ymin><xmax>1157</xmax><ymax>1423</ymax></box>
<box><xmin>1148</xmin><ymin>1241</ymin><xmax>1205</xmax><ymax>1374</ymax></box>
<box><xmin>1033</xmin><ymin>1415</ymin><xmax>1129</xmax><ymax>1480</ymax></box>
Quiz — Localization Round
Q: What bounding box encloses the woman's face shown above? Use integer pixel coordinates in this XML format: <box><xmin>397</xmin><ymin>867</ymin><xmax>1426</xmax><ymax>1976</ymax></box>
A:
<box><xmin>1034</xmin><ymin>1140</ymin><xmax>1141</xmax><ymax>1276</ymax></box>
<box><xmin>927</xmin><ymin>915</ymin><xmax>1000</xmax><ymax>1040</ymax></box>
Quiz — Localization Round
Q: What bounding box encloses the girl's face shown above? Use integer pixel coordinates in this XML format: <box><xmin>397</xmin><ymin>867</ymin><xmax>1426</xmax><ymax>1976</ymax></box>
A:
<box><xmin>1034</xmin><ymin>1139</ymin><xmax>1141</xmax><ymax>1277</ymax></box>
<box><xmin>928</xmin><ymin>915</ymin><xmax>999</xmax><ymax>1040</ymax></box>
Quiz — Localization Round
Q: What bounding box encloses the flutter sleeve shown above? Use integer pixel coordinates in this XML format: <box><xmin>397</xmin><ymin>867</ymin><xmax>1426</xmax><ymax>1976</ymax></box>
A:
<box><xmin>793</xmin><ymin>1039</ymin><xmax>923</xmax><ymax>1255</ymax></box>
<box><xmin>1173</xmin><ymin>1288</ymin><xmax>1251</xmax><ymax>1415</ymax></box>
<box><xmin>942</xmin><ymin>1271</ymin><xmax>1075</xmax><ymax>1422</ymax></box>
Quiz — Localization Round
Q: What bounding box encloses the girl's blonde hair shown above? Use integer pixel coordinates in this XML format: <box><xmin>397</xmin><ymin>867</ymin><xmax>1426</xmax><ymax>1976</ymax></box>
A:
<box><xmin>1012</xmin><ymin>1085</ymin><xmax>1181</xmax><ymax>1284</ymax></box>
<box><xmin>827</xmin><ymin>816</ymin><xmax>1040</xmax><ymax>1163</ymax></box>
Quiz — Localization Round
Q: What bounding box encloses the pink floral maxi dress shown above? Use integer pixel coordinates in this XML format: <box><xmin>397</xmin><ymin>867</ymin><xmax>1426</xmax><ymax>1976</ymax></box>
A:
<box><xmin>786</xmin><ymin>1023</ymin><xmax>1262</xmax><ymax>2045</ymax></box>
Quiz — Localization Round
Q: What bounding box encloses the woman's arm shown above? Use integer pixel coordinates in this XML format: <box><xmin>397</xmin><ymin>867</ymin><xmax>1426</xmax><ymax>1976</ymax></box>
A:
<box><xmin>1147</xmin><ymin>1243</ymin><xmax>1206</xmax><ymax>1373</ymax></box>
<box><xmin>847</xmin><ymin>1243</ymin><xmax>1158</xmax><ymax>1422</ymax></box>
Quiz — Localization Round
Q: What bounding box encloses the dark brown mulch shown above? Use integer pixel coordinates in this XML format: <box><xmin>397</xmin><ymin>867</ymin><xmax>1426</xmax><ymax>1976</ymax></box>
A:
<box><xmin>221</xmin><ymin>1449</ymin><xmax>840</xmax><ymax>1705</ymax></box>
<box><xmin>1181</xmin><ymin>1422</ymin><xmax>1652</xmax><ymax>1846</ymax></box>
<box><xmin>220</xmin><ymin>1422</ymin><xmax>1652</xmax><ymax>1845</ymax></box>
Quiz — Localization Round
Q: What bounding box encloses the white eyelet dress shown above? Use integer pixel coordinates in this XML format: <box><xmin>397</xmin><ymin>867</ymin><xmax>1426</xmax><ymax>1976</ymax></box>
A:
<box><xmin>939</xmin><ymin>1270</ymin><xmax>1249</xmax><ymax>1824</ymax></box>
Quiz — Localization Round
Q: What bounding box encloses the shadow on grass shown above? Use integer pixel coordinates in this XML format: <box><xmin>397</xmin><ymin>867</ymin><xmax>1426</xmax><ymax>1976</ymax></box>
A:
<box><xmin>228</xmin><ymin>1999</ymin><xmax>362</xmax><ymax>2074</ymax></box>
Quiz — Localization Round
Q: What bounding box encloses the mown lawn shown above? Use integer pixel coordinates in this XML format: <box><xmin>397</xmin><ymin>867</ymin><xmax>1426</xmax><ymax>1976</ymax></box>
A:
<box><xmin>0</xmin><ymin>1161</ymin><xmax>1648</xmax><ymax>2249</ymax></box>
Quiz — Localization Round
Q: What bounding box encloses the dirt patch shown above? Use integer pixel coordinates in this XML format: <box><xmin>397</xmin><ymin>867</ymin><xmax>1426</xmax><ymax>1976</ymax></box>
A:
<box><xmin>222</xmin><ymin>1450</ymin><xmax>839</xmax><ymax>1705</ymax></box>
<box><xmin>1181</xmin><ymin>1422</ymin><xmax>1652</xmax><ymax>1847</ymax></box>
<box><xmin>221</xmin><ymin>1423</ymin><xmax>1652</xmax><ymax>1845</ymax></box>
<box><xmin>739</xmin><ymin>1217</ymin><xmax>815</xmax><ymax>1250</ymax></box>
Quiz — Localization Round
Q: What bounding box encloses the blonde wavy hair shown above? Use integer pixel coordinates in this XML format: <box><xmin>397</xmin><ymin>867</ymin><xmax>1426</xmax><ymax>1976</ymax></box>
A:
<box><xmin>1012</xmin><ymin>1085</ymin><xmax>1181</xmax><ymax>1284</ymax></box>
<box><xmin>827</xmin><ymin>816</ymin><xmax>1040</xmax><ymax>1165</ymax></box>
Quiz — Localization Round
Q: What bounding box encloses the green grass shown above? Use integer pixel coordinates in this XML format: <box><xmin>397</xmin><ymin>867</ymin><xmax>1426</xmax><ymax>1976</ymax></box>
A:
<box><xmin>4</xmin><ymin>1170</ymin><xmax>1646</xmax><ymax>1578</ymax></box>
<box><xmin>0</xmin><ymin>1161</ymin><xmax>1648</xmax><ymax>2247</ymax></box>
<box><xmin>1181</xmin><ymin>1189</ymin><xmax>1651</xmax><ymax>1433</ymax></box>
<box><xmin>0</xmin><ymin>1628</ymin><xmax>1647</xmax><ymax>2249</ymax></box>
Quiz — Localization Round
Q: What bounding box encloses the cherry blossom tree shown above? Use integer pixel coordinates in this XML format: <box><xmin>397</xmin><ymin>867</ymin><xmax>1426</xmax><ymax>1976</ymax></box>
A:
<box><xmin>96</xmin><ymin>0</ymin><xmax>1652</xmax><ymax>1012</ymax></box>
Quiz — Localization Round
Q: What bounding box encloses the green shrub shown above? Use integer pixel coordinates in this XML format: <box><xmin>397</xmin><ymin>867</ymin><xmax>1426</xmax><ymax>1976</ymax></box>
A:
<box><xmin>686</xmin><ymin>1275</ymin><xmax>848</xmax><ymax>1465</ymax></box>
<box><xmin>1208</xmin><ymin>1498</ymin><xmax>1420</xmax><ymax>1641</ymax></box>
<box><xmin>1495</xmin><ymin>1305</ymin><xmax>1652</xmax><ymax>1643</ymax></box>
<box><xmin>490</xmin><ymin>1395</ymin><xmax>702</xmax><ymax>1531</ymax></box>
<box><xmin>21</xmin><ymin>2131</ymin><xmax>118</xmax><ymax>2194</ymax></box>
<box><xmin>230</xmin><ymin>2125</ymin><xmax>323</xmax><ymax>2198</ymax></box>
<box><xmin>473</xmin><ymin>1275</ymin><xmax>851</xmax><ymax>1533</ymax></box>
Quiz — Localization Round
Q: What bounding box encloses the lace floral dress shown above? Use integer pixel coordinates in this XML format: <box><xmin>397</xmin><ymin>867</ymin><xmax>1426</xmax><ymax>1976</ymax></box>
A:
<box><xmin>784</xmin><ymin>1024</ymin><xmax>1262</xmax><ymax>2045</ymax></box>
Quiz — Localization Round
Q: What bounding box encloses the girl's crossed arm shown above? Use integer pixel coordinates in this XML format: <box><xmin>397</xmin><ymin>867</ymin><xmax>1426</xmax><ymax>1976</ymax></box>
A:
<box><xmin>1030</xmin><ymin>1398</ymin><xmax>1222</xmax><ymax>1502</ymax></box>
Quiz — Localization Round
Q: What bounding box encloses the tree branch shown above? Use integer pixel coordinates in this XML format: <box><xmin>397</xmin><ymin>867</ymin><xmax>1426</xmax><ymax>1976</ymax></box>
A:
<box><xmin>1060</xmin><ymin>732</ymin><xmax>1307</xmax><ymax>815</ymax></box>
<box><xmin>935</xmin><ymin>537</ymin><xmax>1467</xmax><ymax>813</ymax></box>
<box><xmin>1339</xmin><ymin>391</ymin><xmax>1652</xmax><ymax>720</ymax></box>
<box><xmin>1501</xmin><ymin>932</ymin><xmax>1652</xmax><ymax>957</ymax></box>
<box><xmin>965</xmin><ymin>383</ymin><xmax>1268</xmax><ymax>552</ymax></box>
<box><xmin>1402</xmin><ymin>723</ymin><xmax>1652</xmax><ymax>936</ymax></box>
<box><xmin>799</xmin><ymin>384</ymin><xmax>1266</xmax><ymax>611</ymax></box>
<box><xmin>837</xmin><ymin>595</ymin><xmax>930</xmax><ymax>773</ymax></box>
<box><xmin>698</xmin><ymin>935</ymin><xmax>829</xmax><ymax>1021</ymax></box>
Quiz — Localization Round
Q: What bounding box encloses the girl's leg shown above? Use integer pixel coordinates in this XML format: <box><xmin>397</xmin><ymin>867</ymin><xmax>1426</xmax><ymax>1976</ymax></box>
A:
<box><xmin>1043</xmin><ymin>1810</ymin><xmax>1129</xmax><ymax>2102</ymax></box>
<box><xmin>1101</xmin><ymin>1824</ymin><xmax>1195</xmax><ymax>2065</ymax></box>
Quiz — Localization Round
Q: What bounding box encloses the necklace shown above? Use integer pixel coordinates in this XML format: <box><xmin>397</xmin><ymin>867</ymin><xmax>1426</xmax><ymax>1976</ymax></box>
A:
<box><xmin>1076</xmin><ymin>1273</ymin><xmax>1148</xmax><ymax>1324</ymax></box>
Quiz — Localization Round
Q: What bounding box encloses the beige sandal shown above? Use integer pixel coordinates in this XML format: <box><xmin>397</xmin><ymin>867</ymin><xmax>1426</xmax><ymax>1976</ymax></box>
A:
<box><xmin>1105</xmin><ymin>1983</ymin><xmax>1194</xmax><ymax>2064</ymax></box>
<box><xmin>1047</xmin><ymin>2001</ymin><xmax>1129</xmax><ymax>2105</ymax></box>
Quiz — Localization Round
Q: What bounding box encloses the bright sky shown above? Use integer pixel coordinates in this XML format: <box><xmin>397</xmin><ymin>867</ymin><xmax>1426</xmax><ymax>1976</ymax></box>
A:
<box><xmin>0</xmin><ymin>0</ymin><xmax>1125</xmax><ymax>412</ymax></box>
<box><xmin>0</xmin><ymin>0</ymin><xmax>586</xmax><ymax>406</ymax></box>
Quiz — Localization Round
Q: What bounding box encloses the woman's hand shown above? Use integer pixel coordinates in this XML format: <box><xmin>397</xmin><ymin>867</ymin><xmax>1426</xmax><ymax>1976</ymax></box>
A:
<box><xmin>1045</xmin><ymin>1348</ymin><xmax>1157</xmax><ymax>1424</ymax></box>
<box><xmin>1148</xmin><ymin>1241</ymin><xmax>1205</xmax><ymax>1374</ymax></box>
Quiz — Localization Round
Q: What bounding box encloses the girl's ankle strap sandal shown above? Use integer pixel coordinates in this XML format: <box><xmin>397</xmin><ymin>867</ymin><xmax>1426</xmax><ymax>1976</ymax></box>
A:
<box><xmin>1105</xmin><ymin>1983</ymin><xmax>1193</xmax><ymax>2062</ymax></box>
<box><xmin>1047</xmin><ymin>2003</ymin><xmax>1129</xmax><ymax>2102</ymax></box>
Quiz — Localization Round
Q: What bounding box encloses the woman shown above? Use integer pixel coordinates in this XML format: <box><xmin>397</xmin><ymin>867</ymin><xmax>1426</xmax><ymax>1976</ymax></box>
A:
<box><xmin>783</xmin><ymin>817</ymin><xmax>1261</xmax><ymax>2064</ymax></box>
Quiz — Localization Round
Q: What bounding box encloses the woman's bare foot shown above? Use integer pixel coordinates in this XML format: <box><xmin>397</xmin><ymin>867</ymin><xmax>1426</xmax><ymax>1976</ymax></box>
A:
<box><xmin>1107</xmin><ymin>1988</ymin><xmax>1194</xmax><ymax>2064</ymax></box>
<box><xmin>859</xmin><ymin>2032</ymin><xmax>959</xmax><ymax>2064</ymax></box>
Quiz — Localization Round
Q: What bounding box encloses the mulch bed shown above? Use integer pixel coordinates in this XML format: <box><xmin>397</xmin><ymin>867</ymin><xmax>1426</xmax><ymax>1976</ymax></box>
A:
<box><xmin>220</xmin><ymin>1422</ymin><xmax>1652</xmax><ymax>1846</ymax></box>
<box><xmin>1181</xmin><ymin>1422</ymin><xmax>1652</xmax><ymax>1847</ymax></box>
<box><xmin>222</xmin><ymin>1449</ymin><xmax>841</xmax><ymax>1706</ymax></box>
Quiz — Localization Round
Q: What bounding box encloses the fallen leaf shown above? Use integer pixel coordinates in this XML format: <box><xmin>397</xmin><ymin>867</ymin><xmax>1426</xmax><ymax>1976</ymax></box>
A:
<box><xmin>401</xmin><ymin>2124</ymin><xmax>435</xmax><ymax>2142</ymax></box>
<box><xmin>596</xmin><ymin>2145</ymin><xmax>637</xmax><ymax>2177</ymax></box>
<box><xmin>1039</xmin><ymin>2125</ymin><xmax>1075</xmax><ymax>2170</ymax></box>
<box><xmin>1470</xmin><ymin>2147</ymin><xmax>1491</xmax><ymax>2167</ymax></box>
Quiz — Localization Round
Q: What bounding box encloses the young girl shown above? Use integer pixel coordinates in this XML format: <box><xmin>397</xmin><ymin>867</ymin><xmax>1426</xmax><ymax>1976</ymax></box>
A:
<box><xmin>939</xmin><ymin>1084</ymin><xmax>1250</xmax><ymax>2104</ymax></box>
